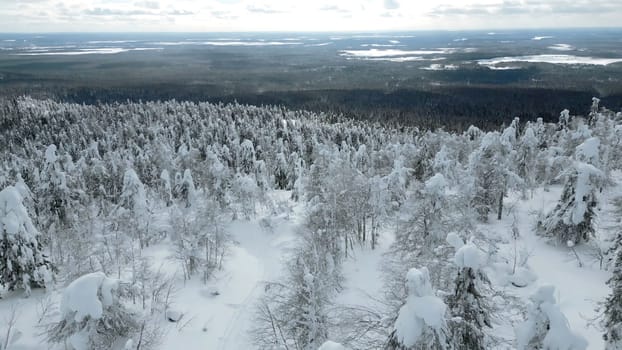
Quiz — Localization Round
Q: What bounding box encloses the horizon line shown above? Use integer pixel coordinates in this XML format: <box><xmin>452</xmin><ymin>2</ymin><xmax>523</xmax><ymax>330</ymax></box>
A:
<box><xmin>2</xmin><ymin>26</ymin><xmax>622</xmax><ymax>35</ymax></box>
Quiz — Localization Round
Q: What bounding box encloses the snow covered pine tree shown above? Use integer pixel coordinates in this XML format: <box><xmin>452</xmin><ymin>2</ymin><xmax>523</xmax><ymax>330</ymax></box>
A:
<box><xmin>446</xmin><ymin>236</ymin><xmax>491</xmax><ymax>350</ymax></box>
<box><xmin>604</xmin><ymin>239</ymin><xmax>622</xmax><ymax>349</ymax></box>
<box><xmin>538</xmin><ymin>137</ymin><xmax>603</xmax><ymax>245</ymax></box>
<box><xmin>386</xmin><ymin>267</ymin><xmax>447</xmax><ymax>349</ymax></box>
<box><xmin>0</xmin><ymin>185</ymin><xmax>52</xmax><ymax>296</ymax></box>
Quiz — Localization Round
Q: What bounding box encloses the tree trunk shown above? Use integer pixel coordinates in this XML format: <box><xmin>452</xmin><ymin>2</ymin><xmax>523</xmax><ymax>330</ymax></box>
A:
<box><xmin>497</xmin><ymin>190</ymin><xmax>504</xmax><ymax>220</ymax></box>
<box><xmin>344</xmin><ymin>232</ymin><xmax>348</xmax><ymax>258</ymax></box>
<box><xmin>371</xmin><ymin>216</ymin><xmax>376</xmax><ymax>250</ymax></box>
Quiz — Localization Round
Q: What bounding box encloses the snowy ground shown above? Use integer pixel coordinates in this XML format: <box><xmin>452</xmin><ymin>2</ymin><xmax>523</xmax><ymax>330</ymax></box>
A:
<box><xmin>156</xmin><ymin>213</ymin><xmax>300</xmax><ymax>350</ymax></box>
<box><xmin>155</xmin><ymin>193</ymin><xmax>304</xmax><ymax>350</ymax></box>
<box><xmin>337</xmin><ymin>225</ymin><xmax>395</xmax><ymax>306</ymax></box>
<box><xmin>484</xmin><ymin>181</ymin><xmax>620</xmax><ymax>350</ymax></box>
<box><xmin>0</xmin><ymin>183</ymin><xmax>618</xmax><ymax>349</ymax></box>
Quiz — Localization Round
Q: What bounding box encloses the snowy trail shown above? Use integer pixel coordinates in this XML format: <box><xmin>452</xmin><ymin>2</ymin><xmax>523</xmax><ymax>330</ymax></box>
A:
<box><xmin>337</xmin><ymin>231</ymin><xmax>395</xmax><ymax>306</ymax></box>
<box><xmin>218</xmin><ymin>219</ymin><xmax>293</xmax><ymax>349</ymax></box>
<box><xmin>157</xmin><ymin>241</ymin><xmax>262</xmax><ymax>350</ymax></box>
<box><xmin>160</xmin><ymin>211</ymin><xmax>299</xmax><ymax>350</ymax></box>
<box><xmin>217</xmin><ymin>247</ymin><xmax>264</xmax><ymax>349</ymax></box>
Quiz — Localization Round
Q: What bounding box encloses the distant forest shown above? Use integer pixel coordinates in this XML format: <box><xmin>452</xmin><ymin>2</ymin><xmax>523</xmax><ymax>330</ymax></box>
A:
<box><xmin>2</xmin><ymin>84</ymin><xmax>620</xmax><ymax>131</ymax></box>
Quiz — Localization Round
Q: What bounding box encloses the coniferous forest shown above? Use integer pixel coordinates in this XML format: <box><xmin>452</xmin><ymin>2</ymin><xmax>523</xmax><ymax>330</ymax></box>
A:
<box><xmin>0</xmin><ymin>94</ymin><xmax>621</xmax><ymax>349</ymax></box>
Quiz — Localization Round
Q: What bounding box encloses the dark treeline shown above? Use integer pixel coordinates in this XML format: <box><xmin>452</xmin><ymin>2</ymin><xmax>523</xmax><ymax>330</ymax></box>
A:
<box><xmin>1</xmin><ymin>84</ymin><xmax>619</xmax><ymax>131</ymax></box>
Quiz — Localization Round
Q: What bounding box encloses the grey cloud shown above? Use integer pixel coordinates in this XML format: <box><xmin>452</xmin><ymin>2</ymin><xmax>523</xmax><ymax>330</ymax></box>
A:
<box><xmin>384</xmin><ymin>0</ymin><xmax>399</xmax><ymax>10</ymax></box>
<box><xmin>319</xmin><ymin>5</ymin><xmax>350</xmax><ymax>13</ymax></box>
<box><xmin>430</xmin><ymin>1</ymin><xmax>526</xmax><ymax>16</ymax></box>
<box><xmin>167</xmin><ymin>9</ymin><xmax>193</xmax><ymax>15</ymax></box>
<box><xmin>431</xmin><ymin>6</ymin><xmax>490</xmax><ymax>16</ymax></box>
<box><xmin>246</xmin><ymin>5</ymin><xmax>284</xmax><ymax>14</ymax></box>
<box><xmin>547</xmin><ymin>0</ymin><xmax>621</xmax><ymax>14</ymax></box>
<box><xmin>84</xmin><ymin>7</ymin><xmax>152</xmax><ymax>16</ymax></box>
<box><xmin>84</xmin><ymin>6</ymin><xmax>194</xmax><ymax>16</ymax></box>
<box><xmin>134</xmin><ymin>1</ymin><xmax>160</xmax><ymax>9</ymax></box>
<box><xmin>429</xmin><ymin>0</ymin><xmax>622</xmax><ymax>17</ymax></box>
<box><xmin>211</xmin><ymin>10</ymin><xmax>238</xmax><ymax>19</ymax></box>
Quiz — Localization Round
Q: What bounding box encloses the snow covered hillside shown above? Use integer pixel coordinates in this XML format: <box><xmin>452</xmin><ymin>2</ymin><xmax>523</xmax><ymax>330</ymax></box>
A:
<box><xmin>0</xmin><ymin>97</ymin><xmax>621</xmax><ymax>349</ymax></box>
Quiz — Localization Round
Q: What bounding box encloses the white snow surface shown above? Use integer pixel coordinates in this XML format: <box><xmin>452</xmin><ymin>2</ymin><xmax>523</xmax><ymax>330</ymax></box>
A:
<box><xmin>454</xmin><ymin>241</ymin><xmax>483</xmax><ymax>269</ymax></box>
<box><xmin>60</xmin><ymin>272</ymin><xmax>119</xmax><ymax>322</ymax></box>
<box><xmin>549</xmin><ymin>44</ymin><xmax>576</xmax><ymax>51</ymax></box>
<box><xmin>318</xmin><ymin>340</ymin><xmax>348</xmax><ymax>350</ymax></box>
<box><xmin>575</xmin><ymin>137</ymin><xmax>600</xmax><ymax>164</ymax></box>
<box><xmin>15</xmin><ymin>48</ymin><xmax>161</xmax><ymax>55</ymax></box>
<box><xmin>479</xmin><ymin>54</ymin><xmax>622</xmax><ymax>66</ymax></box>
<box><xmin>364</xmin><ymin>56</ymin><xmax>444</xmax><ymax>62</ymax></box>
<box><xmin>532</xmin><ymin>36</ymin><xmax>554</xmax><ymax>40</ymax></box>
<box><xmin>154</xmin><ymin>41</ymin><xmax>301</xmax><ymax>46</ymax></box>
<box><xmin>339</xmin><ymin>49</ymin><xmax>449</xmax><ymax>57</ymax></box>
<box><xmin>154</xmin><ymin>191</ymin><xmax>300</xmax><ymax>350</ymax></box>
<box><xmin>420</xmin><ymin>64</ymin><xmax>458</xmax><ymax>70</ymax></box>
<box><xmin>487</xmin><ymin>184</ymin><xmax>616</xmax><ymax>349</ymax></box>
<box><xmin>446</xmin><ymin>232</ymin><xmax>465</xmax><ymax>250</ymax></box>
<box><xmin>487</xmin><ymin>65</ymin><xmax>522</xmax><ymax>70</ymax></box>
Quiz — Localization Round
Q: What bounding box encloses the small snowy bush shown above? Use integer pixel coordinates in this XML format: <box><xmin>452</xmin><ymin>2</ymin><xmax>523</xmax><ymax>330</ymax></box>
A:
<box><xmin>46</xmin><ymin>272</ymin><xmax>140</xmax><ymax>350</ymax></box>
<box><xmin>515</xmin><ymin>285</ymin><xmax>587</xmax><ymax>350</ymax></box>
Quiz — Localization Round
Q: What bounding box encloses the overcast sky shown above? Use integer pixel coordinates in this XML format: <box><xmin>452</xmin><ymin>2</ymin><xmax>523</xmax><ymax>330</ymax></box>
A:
<box><xmin>1</xmin><ymin>0</ymin><xmax>621</xmax><ymax>32</ymax></box>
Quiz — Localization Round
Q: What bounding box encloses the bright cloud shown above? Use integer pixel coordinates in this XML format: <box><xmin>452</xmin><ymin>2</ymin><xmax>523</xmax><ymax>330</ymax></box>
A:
<box><xmin>0</xmin><ymin>0</ymin><xmax>620</xmax><ymax>32</ymax></box>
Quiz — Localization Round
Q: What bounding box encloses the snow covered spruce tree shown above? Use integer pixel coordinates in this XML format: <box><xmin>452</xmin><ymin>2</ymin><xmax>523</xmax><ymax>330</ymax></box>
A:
<box><xmin>517</xmin><ymin>123</ymin><xmax>540</xmax><ymax>197</ymax></box>
<box><xmin>515</xmin><ymin>285</ymin><xmax>587</xmax><ymax>350</ymax></box>
<box><xmin>537</xmin><ymin>137</ymin><xmax>603</xmax><ymax>245</ymax></box>
<box><xmin>445</xmin><ymin>235</ymin><xmax>491</xmax><ymax>350</ymax></box>
<box><xmin>0</xmin><ymin>185</ymin><xmax>52</xmax><ymax>295</ymax></box>
<box><xmin>406</xmin><ymin>173</ymin><xmax>449</xmax><ymax>246</ymax></box>
<box><xmin>604</xmin><ymin>241</ymin><xmax>622</xmax><ymax>349</ymax></box>
<box><xmin>174</xmin><ymin>169</ymin><xmax>196</xmax><ymax>209</ymax></box>
<box><xmin>230</xmin><ymin>172</ymin><xmax>259</xmax><ymax>219</ymax></box>
<box><xmin>388</xmin><ymin>173</ymin><xmax>454</xmax><ymax>293</ymax></box>
<box><xmin>119</xmin><ymin>167</ymin><xmax>151</xmax><ymax>249</ymax></box>
<box><xmin>158</xmin><ymin>169</ymin><xmax>173</xmax><ymax>207</ymax></box>
<box><xmin>589</xmin><ymin>102</ymin><xmax>620</xmax><ymax>182</ymax></box>
<box><xmin>386</xmin><ymin>267</ymin><xmax>447</xmax><ymax>350</ymax></box>
<box><xmin>36</xmin><ymin>144</ymin><xmax>80</xmax><ymax>265</ymax></box>
<box><xmin>305</xmin><ymin>145</ymin><xmax>365</xmax><ymax>256</ymax></box>
<box><xmin>46</xmin><ymin>272</ymin><xmax>140</xmax><ymax>350</ymax></box>
<box><xmin>468</xmin><ymin>131</ymin><xmax>520</xmax><ymax>222</ymax></box>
